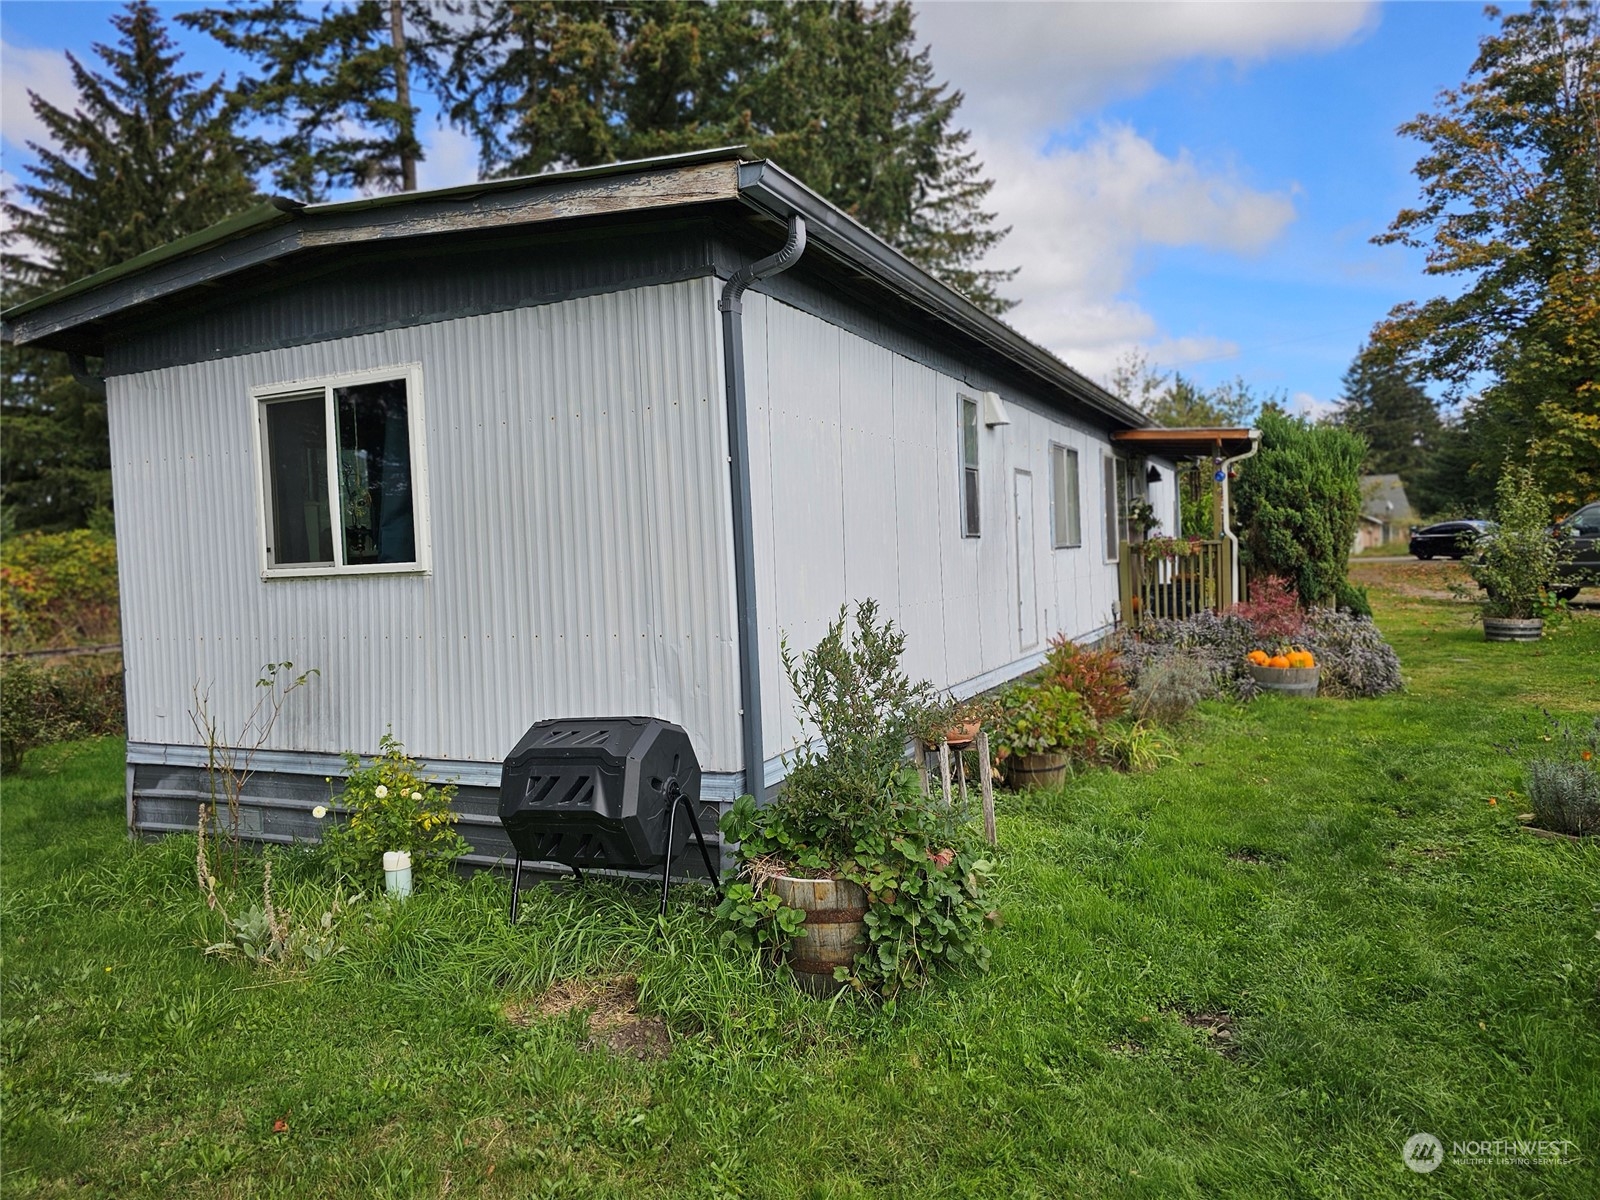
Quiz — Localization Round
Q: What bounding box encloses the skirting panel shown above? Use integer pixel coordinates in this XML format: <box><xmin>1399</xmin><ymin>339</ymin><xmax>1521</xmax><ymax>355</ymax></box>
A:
<box><xmin>127</xmin><ymin>748</ymin><xmax>727</xmax><ymax>881</ymax></box>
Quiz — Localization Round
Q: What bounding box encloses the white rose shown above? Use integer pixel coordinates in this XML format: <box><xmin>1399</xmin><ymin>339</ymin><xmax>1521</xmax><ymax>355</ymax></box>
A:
<box><xmin>411</xmin><ymin>790</ymin><xmax>423</xmax><ymax>802</ymax></box>
<box><xmin>312</xmin><ymin>805</ymin><xmax>328</xmax><ymax>819</ymax></box>
<box><xmin>375</xmin><ymin>785</ymin><xmax>389</xmax><ymax>799</ymax></box>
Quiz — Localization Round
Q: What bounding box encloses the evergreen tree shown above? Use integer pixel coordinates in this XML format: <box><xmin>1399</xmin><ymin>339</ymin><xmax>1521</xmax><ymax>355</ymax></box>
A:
<box><xmin>1332</xmin><ymin>346</ymin><xmax>1443</xmax><ymax>480</ymax></box>
<box><xmin>6</xmin><ymin>0</ymin><xmax>256</xmax><ymax>288</ymax></box>
<box><xmin>2</xmin><ymin>1</ymin><xmax>255</xmax><ymax>532</ymax></box>
<box><xmin>180</xmin><ymin>0</ymin><xmax>441</xmax><ymax>199</ymax></box>
<box><xmin>435</xmin><ymin>1</ymin><xmax>1017</xmax><ymax>312</ymax></box>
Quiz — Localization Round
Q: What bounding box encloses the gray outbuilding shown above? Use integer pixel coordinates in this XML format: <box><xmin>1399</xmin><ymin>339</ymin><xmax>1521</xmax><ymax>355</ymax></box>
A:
<box><xmin>3</xmin><ymin>147</ymin><xmax>1167</xmax><ymax>869</ymax></box>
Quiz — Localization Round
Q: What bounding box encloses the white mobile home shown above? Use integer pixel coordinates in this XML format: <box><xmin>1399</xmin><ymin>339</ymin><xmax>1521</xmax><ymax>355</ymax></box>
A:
<box><xmin>2</xmin><ymin>148</ymin><xmax>1173</xmax><ymax>866</ymax></box>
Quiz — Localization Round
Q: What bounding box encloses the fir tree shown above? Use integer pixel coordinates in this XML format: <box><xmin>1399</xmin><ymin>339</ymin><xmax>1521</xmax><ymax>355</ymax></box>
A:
<box><xmin>1332</xmin><ymin>346</ymin><xmax>1443</xmax><ymax>482</ymax></box>
<box><xmin>5</xmin><ymin>0</ymin><xmax>256</xmax><ymax>288</ymax></box>
<box><xmin>180</xmin><ymin>0</ymin><xmax>441</xmax><ymax>199</ymax></box>
<box><xmin>2</xmin><ymin>1</ymin><xmax>255</xmax><ymax>531</ymax></box>
<box><xmin>435</xmin><ymin>1</ymin><xmax>1018</xmax><ymax>312</ymax></box>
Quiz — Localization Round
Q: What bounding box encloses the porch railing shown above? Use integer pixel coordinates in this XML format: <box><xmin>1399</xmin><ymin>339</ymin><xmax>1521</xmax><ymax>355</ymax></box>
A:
<box><xmin>1118</xmin><ymin>539</ymin><xmax>1234</xmax><ymax>628</ymax></box>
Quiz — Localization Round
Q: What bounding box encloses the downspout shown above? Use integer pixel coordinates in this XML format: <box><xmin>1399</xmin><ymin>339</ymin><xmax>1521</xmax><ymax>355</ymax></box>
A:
<box><xmin>719</xmin><ymin>214</ymin><xmax>807</xmax><ymax>802</ymax></box>
<box><xmin>67</xmin><ymin>351</ymin><xmax>107</xmax><ymax>399</ymax></box>
<box><xmin>1218</xmin><ymin>432</ymin><xmax>1261</xmax><ymax>607</ymax></box>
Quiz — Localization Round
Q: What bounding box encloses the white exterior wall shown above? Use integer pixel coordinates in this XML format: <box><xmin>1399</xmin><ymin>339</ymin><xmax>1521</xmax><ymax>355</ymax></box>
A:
<box><xmin>109</xmin><ymin>278</ymin><xmax>743</xmax><ymax>770</ymax></box>
<box><xmin>742</xmin><ymin>292</ymin><xmax>1124</xmax><ymax>770</ymax></box>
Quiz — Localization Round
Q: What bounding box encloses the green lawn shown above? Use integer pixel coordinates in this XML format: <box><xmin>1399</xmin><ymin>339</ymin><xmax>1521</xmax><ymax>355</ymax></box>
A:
<box><xmin>3</xmin><ymin>564</ymin><xmax>1598</xmax><ymax>1198</ymax></box>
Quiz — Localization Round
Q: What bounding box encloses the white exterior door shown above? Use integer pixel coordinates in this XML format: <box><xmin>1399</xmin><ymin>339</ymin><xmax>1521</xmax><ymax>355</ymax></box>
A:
<box><xmin>1014</xmin><ymin>469</ymin><xmax>1039</xmax><ymax>649</ymax></box>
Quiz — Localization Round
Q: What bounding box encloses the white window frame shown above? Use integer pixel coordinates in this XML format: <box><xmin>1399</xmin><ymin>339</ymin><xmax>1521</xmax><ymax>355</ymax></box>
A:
<box><xmin>250</xmin><ymin>363</ymin><xmax>432</xmax><ymax>580</ymax></box>
<box><xmin>958</xmin><ymin>393</ymin><xmax>981</xmax><ymax>538</ymax></box>
<box><xmin>1103</xmin><ymin>452</ymin><xmax>1129</xmax><ymax>563</ymax></box>
<box><xmin>1050</xmin><ymin>443</ymin><xmax>1081</xmax><ymax>549</ymax></box>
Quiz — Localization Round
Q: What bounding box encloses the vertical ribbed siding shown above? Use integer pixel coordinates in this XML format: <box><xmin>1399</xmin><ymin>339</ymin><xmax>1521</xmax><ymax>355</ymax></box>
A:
<box><xmin>109</xmin><ymin>279</ymin><xmax>741</xmax><ymax>771</ymax></box>
<box><xmin>742</xmin><ymin>291</ymin><xmax>1122</xmax><ymax>766</ymax></box>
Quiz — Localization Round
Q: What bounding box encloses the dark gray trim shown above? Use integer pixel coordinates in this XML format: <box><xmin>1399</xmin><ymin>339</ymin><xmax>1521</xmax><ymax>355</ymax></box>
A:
<box><xmin>719</xmin><ymin>215</ymin><xmax>807</xmax><ymax>805</ymax></box>
<box><xmin>104</xmin><ymin>224</ymin><xmax>718</xmax><ymax>375</ymax></box>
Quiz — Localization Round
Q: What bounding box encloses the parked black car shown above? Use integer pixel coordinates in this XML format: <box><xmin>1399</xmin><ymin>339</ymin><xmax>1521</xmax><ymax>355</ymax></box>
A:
<box><xmin>1409</xmin><ymin>519</ymin><xmax>1492</xmax><ymax>560</ymax></box>
<box><xmin>1553</xmin><ymin>502</ymin><xmax>1600</xmax><ymax>600</ymax></box>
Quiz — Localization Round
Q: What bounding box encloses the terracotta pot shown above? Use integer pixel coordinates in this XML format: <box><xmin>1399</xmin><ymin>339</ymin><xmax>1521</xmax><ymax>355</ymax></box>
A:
<box><xmin>1010</xmin><ymin>752</ymin><xmax>1069</xmax><ymax>790</ymax></box>
<box><xmin>1246</xmin><ymin>662</ymin><xmax>1320</xmax><ymax>698</ymax></box>
<box><xmin>768</xmin><ymin>874</ymin><xmax>867</xmax><ymax>997</ymax></box>
<box><xmin>1483</xmin><ymin>616</ymin><xmax>1543</xmax><ymax>642</ymax></box>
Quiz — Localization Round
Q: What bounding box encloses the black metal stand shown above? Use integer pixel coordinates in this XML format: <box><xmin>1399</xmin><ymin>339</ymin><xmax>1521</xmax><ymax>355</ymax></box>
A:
<box><xmin>660</xmin><ymin>785</ymin><xmax>723</xmax><ymax>916</ymax></box>
<box><xmin>509</xmin><ymin>855</ymin><xmax>584</xmax><ymax>924</ymax></box>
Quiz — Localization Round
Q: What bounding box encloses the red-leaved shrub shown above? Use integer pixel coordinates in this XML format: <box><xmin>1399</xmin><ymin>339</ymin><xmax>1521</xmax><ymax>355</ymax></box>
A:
<box><xmin>1041</xmin><ymin>636</ymin><xmax>1129</xmax><ymax>723</ymax></box>
<box><xmin>1232</xmin><ymin>575</ymin><xmax>1305</xmax><ymax>644</ymax></box>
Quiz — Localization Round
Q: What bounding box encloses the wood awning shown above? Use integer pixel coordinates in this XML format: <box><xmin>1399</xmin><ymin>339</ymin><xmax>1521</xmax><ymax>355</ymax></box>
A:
<box><xmin>1112</xmin><ymin>427</ymin><xmax>1259</xmax><ymax>460</ymax></box>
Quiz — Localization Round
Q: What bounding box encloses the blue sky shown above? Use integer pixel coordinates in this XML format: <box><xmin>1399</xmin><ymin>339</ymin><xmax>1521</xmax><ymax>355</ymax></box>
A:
<box><xmin>2</xmin><ymin>1</ymin><xmax>1501</xmax><ymax>416</ymax></box>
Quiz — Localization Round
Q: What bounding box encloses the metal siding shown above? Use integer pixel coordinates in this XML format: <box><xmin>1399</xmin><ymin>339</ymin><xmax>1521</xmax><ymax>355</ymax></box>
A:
<box><xmin>104</xmin><ymin>228</ymin><xmax>717</xmax><ymax>376</ymax></box>
<box><xmin>748</xmin><ymin>296</ymin><xmax>1121</xmax><ymax>762</ymax></box>
<box><xmin>109</xmin><ymin>279</ymin><xmax>741</xmax><ymax>772</ymax></box>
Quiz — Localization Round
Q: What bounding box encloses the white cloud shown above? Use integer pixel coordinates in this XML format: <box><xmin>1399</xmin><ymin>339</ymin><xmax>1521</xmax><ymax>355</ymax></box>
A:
<box><xmin>979</xmin><ymin>125</ymin><xmax>1296</xmax><ymax>380</ymax></box>
<box><xmin>2</xmin><ymin>39</ymin><xmax>76</xmax><ymax>153</ymax></box>
<box><xmin>416</xmin><ymin>122</ymin><xmax>479</xmax><ymax>191</ymax></box>
<box><xmin>913</xmin><ymin>1</ymin><xmax>1376</xmax><ymax>387</ymax></box>
<box><xmin>1289</xmin><ymin>390</ymin><xmax>1340</xmax><ymax>421</ymax></box>
<box><xmin>916</xmin><ymin>1</ymin><xmax>1376</xmax><ymax>136</ymax></box>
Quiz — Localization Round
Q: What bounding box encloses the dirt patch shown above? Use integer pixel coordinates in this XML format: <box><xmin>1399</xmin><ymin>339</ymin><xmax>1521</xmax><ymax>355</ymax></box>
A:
<box><xmin>1226</xmin><ymin>847</ymin><xmax>1283</xmax><ymax>866</ymax></box>
<box><xmin>1348</xmin><ymin>558</ymin><xmax>1475</xmax><ymax>602</ymax></box>
<box><xmin>1169</xmin><ymin>1008</ymin><xmax>1239</xmax><ymax>1059</ymax></box>
<box><xmin>502</xmin><ymin>975</ymin><xmax>672</xmax><ymax>1062</ymax></box>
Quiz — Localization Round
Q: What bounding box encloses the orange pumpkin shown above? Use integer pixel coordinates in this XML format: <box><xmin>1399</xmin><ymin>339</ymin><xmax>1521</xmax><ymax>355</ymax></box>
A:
<box><xmin>1247</xmin><ymin>649</ymin><xmax>1269</xmax><ymax>666</ymax></box>
<box><xmin>1267</xmin><ymin>654</ymin><xmax>1291</xmax><ymax>669</ymax></box>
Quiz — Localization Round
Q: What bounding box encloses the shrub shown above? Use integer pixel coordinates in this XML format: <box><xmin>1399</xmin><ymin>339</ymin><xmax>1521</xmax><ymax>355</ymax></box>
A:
<box><xmin>1040</xmin><ymin>636</ymin><xmax>1128</xmax><ymax>722</ymax></box>
<box><xmin>1300</xmin><ymin>610</ymin><xmax>1403</xmax><ymax>698</ymax></box>
<box><xmin>0</xmin><ymin>654</ymin><xmax>125</xmax><ymax>771</ymax></box>
<box><xmin>1117</xmin><ymin>610</ymin><xmax>1258</xmax><ymax>702</ymax></box>
<box><xmin>992</xmin><ymin>683</ymin><xmax>1096</xmax><ymax>761</ymax></box>
<box><xmin>1130</xmin><ymin>654</ymin><xmax>1213</xmax><ymax>724</ymax></box>
<box><xmin>1118</xmin><ymin>606</ymin><xmax>1404</xmax><ymax>705</ymax></box>
<box><xmin>1468</xmin><ymin>465</ymin><xmax>1564</xmax><ymax>620</ymax></box>
<box><xmin>318</xmin><ymin>733</ymin><xmax>469</xmax><ymax>890</ymax></box>
<box><xmin>1524</xmin><ymin>716</ymin><xmax>1600</xmax><ymax>837</ymax></box>
<box><xmin>1232</xmin><ymin>574</ymin><xmax>1306</xmax><ymax>645</ymax></box>
<box><xmin>1233</xmin><ymin>408</ymin><xmax>1364</xmax><ymax>609</ymax></box>
<box><xmin>717</xmin><ymin>601</ymin><xmax>992</xmax><ymax>993</ymax></box>
<box><xmin>0</xmin><ymin>529</ymin><xmax>119</xmax><ymax>649</ymax></box>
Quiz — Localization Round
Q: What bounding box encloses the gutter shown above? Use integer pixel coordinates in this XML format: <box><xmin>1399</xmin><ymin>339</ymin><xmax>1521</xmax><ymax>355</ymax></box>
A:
<box><xmin>1218</xmin><ymin>433</ymin><xmax>1262</xmax><ymax>606</ymax></box>
<box><xmin>719</xmin><ymin>214</ymin><xmax>807</xmax><ymax>802</ymax></box>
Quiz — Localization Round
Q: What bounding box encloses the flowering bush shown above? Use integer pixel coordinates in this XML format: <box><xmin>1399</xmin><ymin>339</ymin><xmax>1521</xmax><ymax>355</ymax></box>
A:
<box><xmin>1517</xmin><ymin>715</ymin><xmax>1599</xmax><ymax>837</ymax></box>
<box><xmin>317</xmin><ymin>733</ymin><xmax>467</xmax><ymax>889</ymax></box>
<box><xmin>1300</xmin><ymin>610</ymin><xmax>1403</xmax><ymax>698</ymax></box>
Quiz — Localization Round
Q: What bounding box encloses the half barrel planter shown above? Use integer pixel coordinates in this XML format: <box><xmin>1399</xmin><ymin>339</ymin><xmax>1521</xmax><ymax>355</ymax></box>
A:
<box><xmin>769</xmin><ymin>874</ymin><xmax>867</xmax><ymax>997</ymax></box>
<box><xmin>1010</xmin><ymin>752</ymin><xmax>1070</xmax><ymax>790</ymax></box>
<box><xmin>1483</xmin><ymin>617</ymin><xmax>1543</xmax><ymax>643</ymax></box>
<box><xmin>1247</xmin><ymin>662</ymin><xmax>1320</xmax><ymax>698</ymax></box>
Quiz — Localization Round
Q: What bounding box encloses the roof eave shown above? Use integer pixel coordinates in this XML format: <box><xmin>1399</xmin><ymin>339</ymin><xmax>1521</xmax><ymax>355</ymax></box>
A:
<box><xmin>734</xmin><ymin>161</ymin><xmax>1148</xmax><ymax>431</ymax></box>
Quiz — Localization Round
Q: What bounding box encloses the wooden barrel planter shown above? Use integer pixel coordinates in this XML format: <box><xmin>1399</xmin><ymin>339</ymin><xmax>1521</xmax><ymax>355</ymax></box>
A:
<box><xmin>1483</xmin><ymin>617</ymin><xmax>1543</xmax><ymax>642</ymax></box>
<box><xmin>769</xmin><ymin>874</ymin><xmax>867</xmax><ymax>997</ymax></box>
<box><xmin>1010</xmin><ymin>752</ymin><xmax>1069</xmax><ymax>790</ymax></box>
<box><xmin>1247</xmin><ymin>662</ymin><xmax>1320</xmax><ymax>698</ymax></box>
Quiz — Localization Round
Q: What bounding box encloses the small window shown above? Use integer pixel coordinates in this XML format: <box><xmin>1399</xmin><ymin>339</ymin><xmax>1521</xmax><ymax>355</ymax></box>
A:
<box><xmin>959</xmin><ymin>395</ymin><xmax>980</xmax><ymax>537</ymax></box>
<box><xmin>255</xmin><ymin>367</ymin><xmax>427</xmax><ymax>576</ymax></box>
<box><xmin>1103</xmin><ymin>454</ymin><xmax>1130</xmax><ymax>560</ymax></box>
<box><xmin>1051</xmin><ymin>445</ymin><xmax>1081</xmax><ymax>548</ymax></box>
